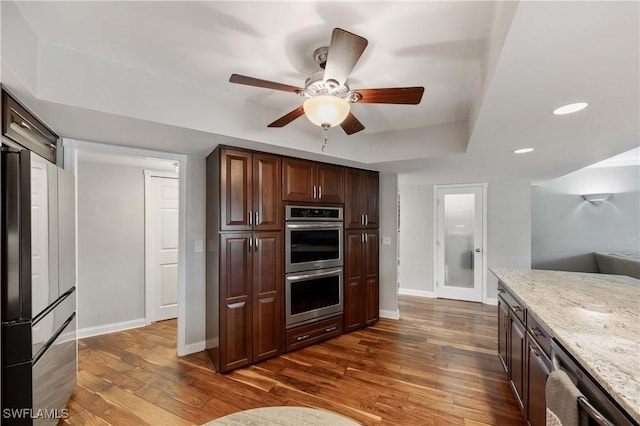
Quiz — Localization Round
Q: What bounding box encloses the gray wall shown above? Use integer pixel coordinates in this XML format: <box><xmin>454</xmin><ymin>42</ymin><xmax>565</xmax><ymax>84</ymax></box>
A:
<box><xmin>183</xmin><ymin>154</ymin><xmax>206</xmax><ymax>351</ymax></box>
<box><xmin>398</xmin><ymin>180</ymin><xmax>532</xmax><ymax>301</ymax></box>
<box><xmin>398</xmin><ymin>184</ymin><xmax>435</xmax><ymax>294</ymax></box>
<box><xmin>378</xmin><ymin>173</ymin><xmax>399</xmax><ymax>317</ymax></box>
<box><xmin>532</xmin><ymin>166</ymin><xmax>640</xmax><ymax>272</ymax></box>
<box><xmin>487</xmin><ymin>180</ymin><xmax>532</xmax><ymax>298</ymax></box>
<box><xmin>77</xmin><ymin>161</ymin><xmax>145</xmax><ymax>329</ymax></box>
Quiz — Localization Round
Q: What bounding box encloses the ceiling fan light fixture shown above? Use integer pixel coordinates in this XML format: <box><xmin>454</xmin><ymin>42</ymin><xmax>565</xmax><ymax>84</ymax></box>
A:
<box><xmin>303</xmin><ymin>95</ymin><xmax>350</xmax><ymax>127</ymax></box>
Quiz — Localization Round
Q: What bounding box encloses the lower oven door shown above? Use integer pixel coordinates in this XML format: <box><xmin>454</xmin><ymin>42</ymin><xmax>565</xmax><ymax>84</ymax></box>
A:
<box><xmin>285</xmin><ymin>268</ymin><xmax>343</xmax><ymax>328</ymax></box>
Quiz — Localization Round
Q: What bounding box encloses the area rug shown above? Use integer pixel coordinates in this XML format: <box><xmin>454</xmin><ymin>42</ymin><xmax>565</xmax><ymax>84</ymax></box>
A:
<box><xmin>202</xmin><ymin>406</ymin><xmax>360</xmax><ymax>425</ymax></box>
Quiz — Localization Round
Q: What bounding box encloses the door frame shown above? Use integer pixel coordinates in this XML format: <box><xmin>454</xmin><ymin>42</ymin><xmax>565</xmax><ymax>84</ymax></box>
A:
<box><xmin>144</xmin><ymin>170</ymin><xmax>179</xmax><ymax>323</ymax></box>
<box><xmin>61</xmin><ymin>138</ymin><xmax>190</xmax><ymax>355</ymax></box>
<box><xmin>433</xmin><ymin>183</ymin><xmax>488</xmax><ymax>303</ymax></box>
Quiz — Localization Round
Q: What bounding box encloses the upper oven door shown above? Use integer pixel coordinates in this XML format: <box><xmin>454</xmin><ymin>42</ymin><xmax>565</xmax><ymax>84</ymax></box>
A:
<box><xmin>285</xmin><ymin>222</ymin><xmax>343</xmax><ymax>273</ymax></box>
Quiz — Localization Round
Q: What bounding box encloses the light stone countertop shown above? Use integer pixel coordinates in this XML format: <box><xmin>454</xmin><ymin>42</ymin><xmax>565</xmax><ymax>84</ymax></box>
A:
<box><xmin>491</xmin><ymin>268</ymin><xmax>640</xmax><ymax>423</ymax></box>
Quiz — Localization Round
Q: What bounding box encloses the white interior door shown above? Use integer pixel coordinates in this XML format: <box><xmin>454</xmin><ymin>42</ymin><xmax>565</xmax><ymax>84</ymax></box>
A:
<box><xmin>435</xmin><ymin>185</ymin><xmax>485</xmax><ymax>302</ymax></box>
<box><xmin>147</xmin><ymin>174</ymin><xmax>179</xmax><ymax>322</ymax></box>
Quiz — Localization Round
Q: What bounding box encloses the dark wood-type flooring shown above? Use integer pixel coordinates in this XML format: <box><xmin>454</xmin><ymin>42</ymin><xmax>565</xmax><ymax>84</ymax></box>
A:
<box><xmin>61</xmin><ymin>296</ymin><xmax>523</xmax><ymax>425</ymax></box>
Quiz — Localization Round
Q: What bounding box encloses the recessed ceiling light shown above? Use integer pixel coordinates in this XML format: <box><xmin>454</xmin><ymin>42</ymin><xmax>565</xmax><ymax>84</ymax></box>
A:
<box><xmin>513</xmin><ymin>148</ymin><xmax>535</xmax><ymax>154</ymax></box>
<box><xmin>553</xmin><ymin>102</ymin><xmax>589</xmax><ymax>115</ymax></box>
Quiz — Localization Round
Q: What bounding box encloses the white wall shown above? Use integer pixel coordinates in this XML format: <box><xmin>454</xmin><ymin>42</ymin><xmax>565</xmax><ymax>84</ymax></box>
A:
<box><xmin>532</xmin><ymin>166</ymin><xmax>639</xmax><ymax>272</ymax></box>
<box><xmin>487</xmin><ymin>180</ymin><xmax>532</xmax><ymax>299</ymax></box>
<box><xmin>77</xmin><ymin>161</ymin><xmax>146</xmax><ymax>332</ymax></box>
<box><xmin>398</xmin><ymin>179</ymin><xmax>531</xmax><ymax>302</ymax></box>
<box><xmin>398</xmin><ymin>184</ymin><xmax>435</xmax><ymax>296</ymax></box>
<box><xmin>378</xmin><ymin>173</ymin><xmax>399</xmax><ymax>318</ymax></box>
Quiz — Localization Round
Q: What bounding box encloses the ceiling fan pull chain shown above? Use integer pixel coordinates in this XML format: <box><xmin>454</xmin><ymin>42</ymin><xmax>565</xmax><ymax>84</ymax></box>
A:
<box><xmin>322</xmin><ymin>124</ymin><xmax>329</xmax><ymax>151</ymax></box>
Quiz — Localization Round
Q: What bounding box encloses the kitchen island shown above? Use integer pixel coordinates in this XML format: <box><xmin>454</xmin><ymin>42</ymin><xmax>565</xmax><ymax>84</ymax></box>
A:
<box><xmin>492</xmin><ymin>268</ymin><xmax>640</xmax><ymax>424</ymax></box>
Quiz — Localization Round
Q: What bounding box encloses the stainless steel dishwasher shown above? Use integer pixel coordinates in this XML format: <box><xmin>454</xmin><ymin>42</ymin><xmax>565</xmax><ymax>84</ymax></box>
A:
<box><xmin>550</xmin><ymin>339</ymin><xmax>637</xmax><ymax>426</ymax></box>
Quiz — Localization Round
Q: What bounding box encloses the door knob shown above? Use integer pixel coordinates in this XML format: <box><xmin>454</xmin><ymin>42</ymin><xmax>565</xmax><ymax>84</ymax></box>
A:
<box><xmin>475</xmin><ymin>248</ymin><xmax>481</xmax><ymax>252</ymax></box>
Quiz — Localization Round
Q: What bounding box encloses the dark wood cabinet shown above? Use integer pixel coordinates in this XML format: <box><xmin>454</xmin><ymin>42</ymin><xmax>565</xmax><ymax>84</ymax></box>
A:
<box><xmin>344</xmin><ymin>169</ymin><xmax>378</xmax><ymax>229</ymax></box>
<box><xmin>282</xmin><ymin>158</ymin><xmax>344</xmax><ymax>203</ymax></box>
<box><xmin>344</xmin><ymin>230</ymin><xmax>379</xmax><ymax>331</ymax></box>
<box><xmin>220</xmin><ymin>148</ymin><xmax>281</xmax><ymax>231</ymax></box>
<box><xmin>285</xmin><ymin>315</ymin><xmax>343</xmax><ymax>352</ymax></box>
<box><xmin>509</xmin><ymin>313</ymin><xmax>526</xmax><ymax>410</ymax></box>
<box><xmin>498</xmin><ymin>284</ymin><xmax>553</xmax><ymax>425</ymax></box>
<box><xmin>526</xmin><ymin>335</ymin><xmax>551</xmax><ymax>426</ymax></box>
<box><xmin>219</xmin><ymin>233</ymin><xmax>252</xmax><ymax>371</ymax></box>
<box><xmin>252</xmin><ymin>232</ymin><xmax>283</xmax><ymax>362</ymax></box>
<box><xmin>207</xmin><ymin>147</ymin><xmax>284</xmax><ymax>373</ymax></box>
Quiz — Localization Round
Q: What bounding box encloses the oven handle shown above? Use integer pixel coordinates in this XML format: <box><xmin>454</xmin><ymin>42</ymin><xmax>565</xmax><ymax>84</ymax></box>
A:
<box><xmin>286</xmin><ymin>268</ymin><xmax>343</xmax><ymax>282</ymax></box>
<box><xmin>286</xmin><ymin>223</ymin><xmax>342</xmax><ymax>229</ymax></box>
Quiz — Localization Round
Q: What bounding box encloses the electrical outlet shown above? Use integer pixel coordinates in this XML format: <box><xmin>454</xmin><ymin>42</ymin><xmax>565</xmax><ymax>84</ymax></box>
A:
<box><xmin>382</xmin><ymin>236</ymin><xmax>392</xmax><ymax>246</ymax></box>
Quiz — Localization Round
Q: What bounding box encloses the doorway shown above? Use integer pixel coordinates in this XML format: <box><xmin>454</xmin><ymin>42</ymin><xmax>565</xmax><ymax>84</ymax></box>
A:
<box><xmin>434</xmin><ymin>184</ymin><xmax>486</xmax><ymax>302</ymax></box>
<box><xmin>145</xmin><ymin>171</ymin><xmax>179</xmax><ymax>322</ymax></box>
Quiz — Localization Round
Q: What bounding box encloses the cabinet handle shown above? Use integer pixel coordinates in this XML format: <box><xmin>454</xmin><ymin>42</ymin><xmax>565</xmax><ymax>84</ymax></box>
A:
<box><xmin>248</xmin><ymin>211</ymin><xmax>253</xmax><ymax>226</ymax></box>
<box><xmin>365</xmin><ymin>214</ymin><xmax>368</xmax><ymax>226</ymax></box>
<box><xmin>318</xmin><ymin>186</ymin><xmax>322</xmax><ymax>199</ymax></box>
<box><xmin>361</xmin><ymin>214</ymin><xmax>365</xmax><ymax>225</ymax></box>
<box><xmin>531</xmin><ymin>327</ymin><xmax>544</xmax><ymax>338</ymax></box>
<box><xmin>325</xmin><ymin>326</ymin><xmax>337</xmax><ymax>333</ymax></box>
<box><xmin>313</xmin><ymin>185</ymin><xmax>317</xmax><ymax>199</ymax></box>
<box><xmin>513</xmin><ymin>306</ymin><xmax>522</xmax><ymax>312</ymax></box>
<box><xmin>365</xmin><ymin>233</ymin><xmax>368</xmax><ymax>243</ymax></box>
<box><xmin>296</xmin><ymin>334</ymin><xmax>310</xmax><ymax>341</ymax></box>
<box><xmin>249</xmin><ymin>237</ymin><xmax>252</xmax><ymax>251</ymax></box>
<box><xmin>361</xmin><ymin>233</ymin><xmax>364</xmax><ymax>243</ymax></box>
<box><xmin>530</xmin><ymin>346</ymin><xmax>541</xmax><ymax>358</ymax></box>
<box><xmin>255</xmin><ymin>237</ymin><xmax>258</xmax><ymax>250</ymax></box>
<box><xmin>19</xmin><ymin>121</ymin><xmax>31</xmax><ymax>130</ymax></box>
<box><xmin>254</xmin><ymin>211</ymin><xmax>259</xmax><ymax>226</ymax></box>
<box><xmin>498</xmin><ymin>288</ymin><xmax>505</xmax><ymax>293</ymax></box>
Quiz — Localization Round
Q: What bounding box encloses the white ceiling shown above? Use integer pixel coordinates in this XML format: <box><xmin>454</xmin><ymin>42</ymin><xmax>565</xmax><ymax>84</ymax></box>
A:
<box><xmin>1</xmin><ymin>1</ymin><xmax>638</xmax><ymax>184</ymax></box>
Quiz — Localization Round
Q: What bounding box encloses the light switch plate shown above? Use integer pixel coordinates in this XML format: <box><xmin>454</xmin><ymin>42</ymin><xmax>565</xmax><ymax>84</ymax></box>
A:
<box><xmin>382</xmin><ymin>236</ymin><xmax>392</xmax><ymax>246</ymax></box>
<box><xmin>194</xmin><ymin>240</ymin><xmax>204</xmax><ymax>253</ymax></box>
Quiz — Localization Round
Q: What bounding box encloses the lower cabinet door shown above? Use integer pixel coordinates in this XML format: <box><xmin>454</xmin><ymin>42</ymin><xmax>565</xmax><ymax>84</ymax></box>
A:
<box><xmin>509</xmin><ymin>315</ymin><xmax>526</xmax><ymax>411</ymax></box>
<box><xmin>252</xmin><ymin>232</ymin><xmax>283</xmax><ymax>362</ymax></box>
<box><xmin>220</xmin><ymin>233</ymin><xmax>253</xmax><ymax>372</ymax></box>
<box><xmin>527</xmin><ymin>336</ymin><xmax>551</xmax><ymax>426</ymax></box>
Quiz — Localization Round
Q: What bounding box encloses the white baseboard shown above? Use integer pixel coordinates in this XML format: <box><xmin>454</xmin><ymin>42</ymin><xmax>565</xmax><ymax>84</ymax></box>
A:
<box><xmin>484</xmin><ymin>297</ymin><xmax>498</xmax><ymax>306</ymax></box>
<box><xmin>380</xmin><ymin>309</ymin><xmax>400</xmax><ymax>320</ymax></box>
<box><xmin>398</xmin><ymin>288</ymin><xmax>436</xmax><ymax>298</ymax></box>
<box><xmin>78</xmin><ymin>318</ymin><xmax>148</xmax><ymax>339</ymax></box>
<box><xmin>180</xmin><ymin>341</ymin><xmax>206</xmax><ymax>356</ymax></box>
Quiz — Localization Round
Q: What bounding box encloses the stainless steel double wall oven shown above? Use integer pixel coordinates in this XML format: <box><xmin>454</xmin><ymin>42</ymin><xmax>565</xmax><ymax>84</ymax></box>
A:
<box><xmin>284</xmin><ymin>205</ymin><xmax>343</xmax><ymax>328</ymax></box>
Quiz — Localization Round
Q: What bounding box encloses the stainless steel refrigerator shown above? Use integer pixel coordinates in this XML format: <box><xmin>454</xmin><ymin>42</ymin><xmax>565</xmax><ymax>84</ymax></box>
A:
<box><xmin>1</xmin><ymin>146</ymin><xmax>77</xmax><ymax>425</ymax></box>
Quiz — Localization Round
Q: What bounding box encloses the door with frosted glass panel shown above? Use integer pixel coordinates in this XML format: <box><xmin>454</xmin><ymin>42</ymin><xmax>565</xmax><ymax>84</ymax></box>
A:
<box><xmin>436</xmin><ymin>185</ymin><xmax>484</xmax><ymax>302</ymax></box>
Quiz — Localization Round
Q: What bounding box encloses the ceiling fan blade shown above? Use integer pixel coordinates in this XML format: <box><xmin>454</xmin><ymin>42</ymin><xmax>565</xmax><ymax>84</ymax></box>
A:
<box><xmin>353</xmin><ymin>87</ymin><xmax>425</xmax><ymax>104</ymax></box>
<box><xmin>267</xmin><ymin>106</ymin><xmax>305</xmax><ymax>128</ymax></box>
<box><xmin>323</xmin><ymin>28</ymin><xmax>368</xmax><ymax>88</ymax></box>
<box><xmin>340</xmin><ymin>112</ymin><xmax>365</xmax><ymax>135</ymax></box>
<box><xmin>229</xmin><ymin>74</ymin><xmax>303</xmax><ymax>94</ymax></box>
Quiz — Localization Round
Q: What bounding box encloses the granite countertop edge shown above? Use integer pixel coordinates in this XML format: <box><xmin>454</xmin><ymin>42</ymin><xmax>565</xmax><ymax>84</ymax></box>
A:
<box><xmin>491</xmin><ymin>268</ymin><xmax>640</xmax><ymax>423</ymax></box>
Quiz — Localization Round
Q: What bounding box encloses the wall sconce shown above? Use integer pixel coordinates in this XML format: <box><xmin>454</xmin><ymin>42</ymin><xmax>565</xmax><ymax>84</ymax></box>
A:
<box><xmin>582</xmin><ymin>193</ymin><xmax>612</xmax><ymax>205</ymax></box>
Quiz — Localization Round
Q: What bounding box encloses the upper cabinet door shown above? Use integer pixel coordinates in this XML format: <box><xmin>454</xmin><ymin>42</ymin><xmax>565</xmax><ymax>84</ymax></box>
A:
<box><xmin>282</xmin><ymin>158</ymin><xmax>315</xmax><ymax>202</ymax></box>
<box><xmin>253</xmin><ymin>154</ymin><xmax>281</xmax><ymax>231</ymax></box>
<box><xmin>363</xmin><ymin>171</ymin><xmax>379</xmax><ymax>229</ymax></box>
<box><xmin>344</xmin><ymin>169</ymin><xmax>363</xmax><ymax>229</ymax></box>
<box><xmin>220</xmin><ymin>149</ymin><xmax>253</xmax><ymax>231</ymax></box>
<box><xmin>317</xmin><ymin>163</ymin><xmax>344</xmax><ymax>204</ymax></box>
<box><xmin>344</xmin><ymin>169</ymin><xmax>378</xmax><ymax>229</ymax></box>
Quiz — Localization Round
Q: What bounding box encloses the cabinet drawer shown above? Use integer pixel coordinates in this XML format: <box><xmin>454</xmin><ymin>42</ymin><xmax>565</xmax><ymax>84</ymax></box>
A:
<box><xmin>527</xmin><ymin>311</ymin><xmax>552</xmax><ymax>358</ymax></box>
<box><xmin>286</xmin><ymin>315</ymin><xmax>343</xmax><ymax>352</ymax></box>
<box><xmin>498</xmin><ymin>285</ymin><xmax>526</xmax><ymax>324</ymax></box>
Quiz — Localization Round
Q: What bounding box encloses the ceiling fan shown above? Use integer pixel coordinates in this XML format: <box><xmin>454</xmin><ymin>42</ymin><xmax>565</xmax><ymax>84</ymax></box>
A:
<box><xmin>229</xmin><ymin>28</ymin><xmax>425</xmax><ymax>136</ymax></box>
